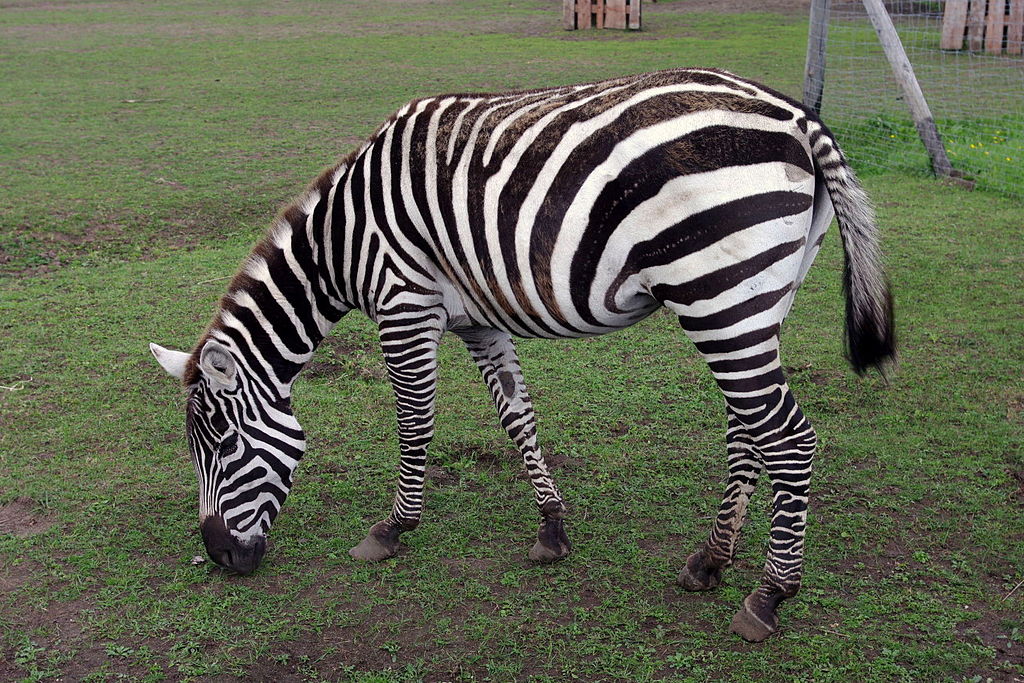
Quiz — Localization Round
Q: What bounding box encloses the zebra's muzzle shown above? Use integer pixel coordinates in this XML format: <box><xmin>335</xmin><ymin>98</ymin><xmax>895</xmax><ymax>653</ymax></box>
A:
<box><xmin>200</xmin><ymin>515</ymin><xmax>266</xmax><ymax>575</ymax></box>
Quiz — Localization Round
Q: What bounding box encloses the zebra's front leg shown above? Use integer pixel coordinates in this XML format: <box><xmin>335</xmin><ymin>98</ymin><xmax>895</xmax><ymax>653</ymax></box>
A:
<box><xmin>455</xmin><ymin>327</ymin><xmax>571</xmax><ymax>563</ymax></box>
<box><xmin>678</xmin><ymin>410</ymin><xmax>763</xmax><ymax>591</ymax></box>
<box><xmin>349</xmin><ymin>320</ymin><xmax>443</xmax><ymax>562</ymax></box>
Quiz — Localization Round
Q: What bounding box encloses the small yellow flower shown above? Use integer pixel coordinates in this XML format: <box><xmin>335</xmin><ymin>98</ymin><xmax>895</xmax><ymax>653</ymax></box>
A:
<box><xmin>889</xmin><ymin>134</ymin><xmax>896</xmax><ymax>138</ymax></box>
<box><xmin>970</xmin><ymin>144</ymin><xmax>976</xmax><ymax>149</ymax></box>
<box><xmin>1007</xmin><ymin>157</ymin><xmax>1013</xmax><ymax>162</ymax></box>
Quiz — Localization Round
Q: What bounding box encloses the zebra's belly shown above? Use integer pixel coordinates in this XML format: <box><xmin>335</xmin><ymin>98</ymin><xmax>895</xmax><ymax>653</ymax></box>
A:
<box><xmin>439</xmin><ymin>269</ymin><xmax>662</xmax><ymax>340</ymax></box>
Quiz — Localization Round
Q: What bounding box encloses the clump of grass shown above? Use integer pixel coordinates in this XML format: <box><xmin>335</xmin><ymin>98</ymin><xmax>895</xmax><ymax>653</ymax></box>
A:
<box><xmin>832</xmin><ymin>113</ymin><xmax>1023</xmax><ymax>197</ymax></box>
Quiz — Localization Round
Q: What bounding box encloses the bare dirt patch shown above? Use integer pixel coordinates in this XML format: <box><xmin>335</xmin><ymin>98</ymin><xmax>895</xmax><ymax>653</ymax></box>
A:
<box><xmin>785</xmin><ymin>362</ymin><xmax>836</xmax><ymax>386</ymax></box>
<box><xmin>958</xmin><ymin>598</ymin><xmax>1024</xmax><ymax>678</ymax></box>
<box><xmin>426</xmin><ymin>464</ymin><xmax>461</xmax><ymax>488</ymax></box>
<box><xmin>609</xmin><ymin>421</ymin><xmax>630</xmax><ymax>437</ymax></box>
<box><xmin>301</xmin><ymin>359</ymin><xmax>345</xmax><ymax>380</ymax></box>
<box><xmin>0</xmin><ymin>497</ymin><xmax>55</xmax><ymax>537</ymax></box>
<box><xmin>319</xmin><ymin>335</ymin><xmax>380</xmax><ymax>359</ymax></box>
<box><xmin>445</xmin><ymin>443</ymin><xmax>504</xmax><ymax>470</ymax></box>
<box><xmin>542</xmin><ymin>450</ymin><xmax>574</xmax><ymax>470</ymax></box>
<box><xmin>0</xmin><ymin>595</ymin><xmax>117</xmax><ymax>682</ymax></box>
<box><xmin>1008</xmin><ymin>395</ymin><xmax>1024</xmax><ymax>425</ymax></box>
<box><xmin>0</xmin><ymin>558</ymin><xmax>40</xmax><ymax>593</ymax></box>
<box><xmin>427</xmin><ymin>443</ymin><xmax>515</xmax><ymax>491</ymax></box>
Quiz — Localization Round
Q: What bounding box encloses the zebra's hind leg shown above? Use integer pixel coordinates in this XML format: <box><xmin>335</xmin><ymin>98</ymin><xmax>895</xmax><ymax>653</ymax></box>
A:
<box><xmin>728</xmin><ymin>387</ymin><xmax>815</xmax><ymax>642</ymax></box>
<box><xmin>675</xmin><ymin>319</ymin><xmax>815</xmax><ymax>640</ymax></box>
<box><xmin>678</xmin><ymin>409</ymin><xmax>763</xmax><ymax>591</ymax></box>
<box><xmin>455</xmin><ymin>327</ymin><xmax>570</xmax><ymax>563</ymax></box>
<box><xmin>349</xmin><ymin>316</ymin><xmax>444</xmax><ymax>562</ymax></box>
<box><xmin>706</xmin><ymin>347</ymin><xmax>814</xmax><ymax>642</ymax></box>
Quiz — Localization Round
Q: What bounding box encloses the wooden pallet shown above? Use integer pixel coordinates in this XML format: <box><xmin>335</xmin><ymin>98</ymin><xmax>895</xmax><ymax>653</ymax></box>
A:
<box><xmin>941</xmin><ymin>0</ymin><xmax>1024</xmax><ymax>55</ymax></box>
<box><xmin>563</xmin><ymin>0</ymin><xmax>641</xmax><ymax>30</ymax></box>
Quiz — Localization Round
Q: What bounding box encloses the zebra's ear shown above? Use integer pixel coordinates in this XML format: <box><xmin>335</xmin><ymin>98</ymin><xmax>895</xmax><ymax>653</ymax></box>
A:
<box><xmin>199</xmin><ymin>340</ymin><xmax>236</xmax><ymax>386</ymax></box>
<box><xmin>150</xmin><ymin>343</ymin><xmax>190</xmax><ymax>381</ymax></box>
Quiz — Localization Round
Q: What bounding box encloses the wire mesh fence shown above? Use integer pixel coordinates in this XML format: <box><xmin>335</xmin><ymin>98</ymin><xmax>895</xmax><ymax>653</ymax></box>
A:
<box><xmin>813</xmin><ymin>1</ymin><xmax>1024</xmax><ymax>197</ymax></box>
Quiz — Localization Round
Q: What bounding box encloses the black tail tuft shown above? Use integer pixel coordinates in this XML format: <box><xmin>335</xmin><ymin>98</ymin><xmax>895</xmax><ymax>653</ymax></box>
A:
<box><xmin>843</xmin><ymin>262</ymin><xmax>897</xmax><ymax>377</ymax></box>
<box><xmin>810</xmin><ymin>115</ymin><xmax>897</xmax><ymax>378</ymax></box>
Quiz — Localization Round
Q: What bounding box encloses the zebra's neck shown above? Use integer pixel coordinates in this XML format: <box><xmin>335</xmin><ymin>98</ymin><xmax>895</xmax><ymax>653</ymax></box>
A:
<box><xmin>207</xmin><ymin>164</ymin><xmax>355</xmax><ymax>397</ymax></box>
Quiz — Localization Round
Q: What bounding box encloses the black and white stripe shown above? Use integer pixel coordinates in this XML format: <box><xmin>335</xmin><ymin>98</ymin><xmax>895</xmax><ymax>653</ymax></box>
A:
<box><xmin>152</xmin><ymin>67</ymin><xmax>895</xmax><ymax>638</ymax></box>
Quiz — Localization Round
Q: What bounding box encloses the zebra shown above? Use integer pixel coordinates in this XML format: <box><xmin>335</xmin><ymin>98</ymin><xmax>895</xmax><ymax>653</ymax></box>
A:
<box><xmin>150</xmin><ymin>67</ymin><xmax>895</xmax><ymax>641</ymax></box>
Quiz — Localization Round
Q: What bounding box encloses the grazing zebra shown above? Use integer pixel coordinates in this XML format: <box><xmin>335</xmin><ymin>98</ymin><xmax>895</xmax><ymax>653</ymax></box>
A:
<box><xmin>150</xmin><ymin>68</ymin><xmax>895</xmax><ymax>641</ymax></box>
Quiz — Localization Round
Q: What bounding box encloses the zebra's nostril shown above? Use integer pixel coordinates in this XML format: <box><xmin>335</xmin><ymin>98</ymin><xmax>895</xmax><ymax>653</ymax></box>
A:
<box><xmin>212</xmin><ymin>550</ymin><xmax>233</xmax><ymax>568</ymax></box>
<box><xmin>199</xmin><ymin>515</ymin><xmax>265</xmax><ymax>574</ymax></box>
<box><xmin>201</xmin><ymin>516</ymin><xmax>238</xmax><ymax>569</ymax></box>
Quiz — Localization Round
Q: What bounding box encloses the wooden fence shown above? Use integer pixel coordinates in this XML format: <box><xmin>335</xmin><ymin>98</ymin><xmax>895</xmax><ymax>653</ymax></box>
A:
<box><xmin>941</xmin><ymin>0</ymin><xmax>1023</xmax><ymax>54</ymax></box>
<box><xmin>563</xmin><ymin>0</ymin><xmax>641</xmax><ymax>30</ymax></box>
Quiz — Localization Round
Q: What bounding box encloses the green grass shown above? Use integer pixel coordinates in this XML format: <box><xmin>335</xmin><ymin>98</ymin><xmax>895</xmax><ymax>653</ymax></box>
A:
<box><xmin>0</xmin><ymin>0</ymin><xmax>807</xmax><ymax>275</ymax></box>
<box><xmin>2</xmin><ymin>1</ymin><xmax>1023</xmax><ymax>681</ymax></box>
<box><xmin>834</xmin><ymin>113</ymin><xmax>1024</xmax><ymax>195</ymax></box>
<box><xmin>820</xmin><ymin>18</ymin><xmax>1024</xmax><ymax>197</ymax></box>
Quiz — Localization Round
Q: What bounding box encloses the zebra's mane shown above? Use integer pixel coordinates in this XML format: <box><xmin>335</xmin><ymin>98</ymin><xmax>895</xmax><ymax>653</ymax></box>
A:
<box><xmin>181</xmin><ymin>154</ymin><xmax>355</xmax><ymax>386</ymax></box>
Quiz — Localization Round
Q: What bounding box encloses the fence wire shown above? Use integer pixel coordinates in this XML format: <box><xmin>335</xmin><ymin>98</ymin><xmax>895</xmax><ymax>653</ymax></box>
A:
<box><xmin>814</xmin><ymin>1</ymin><xmax>1024</xmax><ymax>197</ymax></box>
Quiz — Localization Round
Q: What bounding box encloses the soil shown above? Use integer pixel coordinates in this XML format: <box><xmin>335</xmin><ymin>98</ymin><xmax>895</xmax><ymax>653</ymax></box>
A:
<box><xmin>0</xmin><ymin>497</ymin><xmax>55</xmax><ymax>538</ymax></box>
<box><xmin>958</xmin><ymin>585</ymin><xmax>1024</xmax><ymax>678</ymax></box>
<box><xmin>305</xmin><ymin>336</ymin><xmax>388</xmax><ymax>381</ymax></box>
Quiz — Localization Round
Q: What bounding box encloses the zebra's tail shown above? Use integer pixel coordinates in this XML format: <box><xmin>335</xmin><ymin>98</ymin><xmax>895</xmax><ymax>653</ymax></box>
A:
<box><xmin>810</xmin><ymin>120</ymin><xmax>896</xmax><ymax>376</ymax></box>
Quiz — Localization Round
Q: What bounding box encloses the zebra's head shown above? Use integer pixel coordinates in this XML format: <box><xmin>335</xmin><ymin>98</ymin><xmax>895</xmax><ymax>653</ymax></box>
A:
<box><xmin>150</xmin><ymin>339</ymin><xmax>306</xmax><ymax>574</ymax></box>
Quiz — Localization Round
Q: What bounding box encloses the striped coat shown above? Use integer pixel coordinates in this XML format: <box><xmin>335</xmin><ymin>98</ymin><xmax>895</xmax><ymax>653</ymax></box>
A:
<box><xmin>152</xmin><ymin>67</ymin><xmax>895</xmax><ymax>642</ymax></box>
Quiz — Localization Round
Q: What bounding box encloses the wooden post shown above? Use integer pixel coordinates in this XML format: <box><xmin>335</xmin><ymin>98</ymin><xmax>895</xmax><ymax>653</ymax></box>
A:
<box><xmin>577</xmin><ymin>0</ymin><xmax>591</xmax><ymax>29</ymax></box>
<box><xmin>803</xmin><ymin>0</ymin><xmax>832</xmax><ymax>113</ymax></box>
<box><xmin>628</xmin><ymin>0</ymin><xmax>641</xmax><ymax>29</ymax></box>
<box><xmin>563</xmin><ymin>0</ymin><xmax>577</xmax><ymax>30</ymax></box>
<box><xmin>986</xmin><ymin>0</ymin><xmax>1006</xmax><ymax>53</ymax></box>
<box><xmin>1008</xmin><ymin>0</ymin><xmax>1024</xmax><ymax>55</ymax></box>
<box><xmin>861</xmin><ymin>0</ymin><xmax>955</xmax><ymax>178</ymax></box>
<box><xmin>940</xmin><ymin>0</ymin><xmax>969</xmax><ymax>50</ymax></box>
<box><xmin>605</xmin><ymin>0</ymin><xmax>627</xmax><ymax>29</ymax></box>
<box><xmin>967</xmin><ymin>0</ymin><xmax>987</xmax><ymax>51</ymax></box>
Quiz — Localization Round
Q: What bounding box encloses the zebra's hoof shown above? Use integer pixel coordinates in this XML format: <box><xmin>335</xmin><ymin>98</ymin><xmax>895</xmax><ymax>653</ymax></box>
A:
<box><xmin>677</xmin><ymin>550</ymin><xmax>722</xmax><ymax>591</ymax></box>
<box><xmin>528</xmin><ymin>518</ymin><xmax>571</xmax><ymax>563</ymax></box>
<box><xmin>729</xmin><ymin>595</ymin><xmax>778</xmax><ymax>642</ymax></box>
<box><xmin>348</xmin><ymin>522</ymin><xmax>400</xmax><ymax>562</ymax></box>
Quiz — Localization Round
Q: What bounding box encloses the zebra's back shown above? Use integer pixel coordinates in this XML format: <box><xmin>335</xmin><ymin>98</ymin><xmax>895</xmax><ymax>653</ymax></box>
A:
<box><xmin>362</xmin><ymin>68</ymin><xmax>822</xmax><ymax>340</ymax></box>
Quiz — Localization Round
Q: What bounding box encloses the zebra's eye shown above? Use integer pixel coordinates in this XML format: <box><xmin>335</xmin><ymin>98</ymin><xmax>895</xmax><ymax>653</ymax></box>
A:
<box><xmin>218</xmin><ymin>432</ymin><xmax>239</xmax><ymax>458</ymax></box>
<box><xmin>210</xmin><ymin>409</ymin><xmax>229</xmax><ymax>434</ymax></box>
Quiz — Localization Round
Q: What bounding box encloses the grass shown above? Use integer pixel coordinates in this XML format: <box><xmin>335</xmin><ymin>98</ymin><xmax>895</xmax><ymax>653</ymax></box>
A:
<box><xmin>0</xmin><ymin>0</ymin><xmax>808</xmax><ymax>275</ymax></box>
<box><xmin>820</xmin><ymin>16</ymin><xmax>1024</xmax><ymax>197</ymax></box>
<box><xmin>2</xmin><ymin>1</ymin><xmax>1023</xmax><ymax>681</ymax></box>
<box><xmin>834</xmin><ymin>113</ymin><xmax>1024</xmax><ymax>194</ymax></box>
